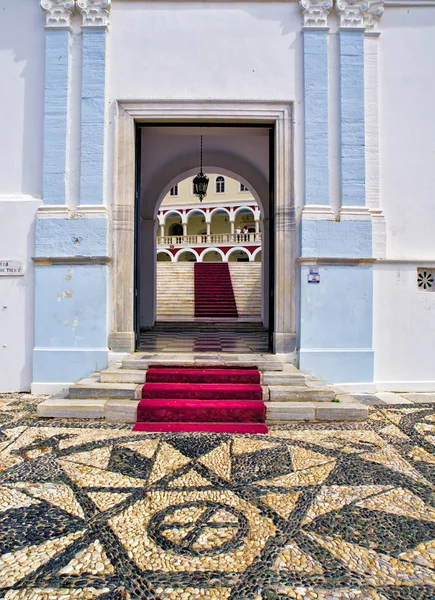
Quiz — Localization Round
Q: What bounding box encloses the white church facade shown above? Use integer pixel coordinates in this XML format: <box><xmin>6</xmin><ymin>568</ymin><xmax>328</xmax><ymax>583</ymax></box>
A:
<box><xmin>1</xmin><ymin>0</ymin><xmax>435</xmax><ymax>394</ymax></box>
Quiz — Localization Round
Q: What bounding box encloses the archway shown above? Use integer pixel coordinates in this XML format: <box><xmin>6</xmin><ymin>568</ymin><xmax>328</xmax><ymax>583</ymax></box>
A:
<box><xmin>201</xmin><ymin>248</ymin><xmax>225</xmax><ymax>262</ymax></box>
<box><xmin>163</xmin><ymin>211</ymin><xmax>182</xmax><ymax>237</ymax></box>
<box><xmin>154</xmin><ymin>168</ymin><xmax>265</xmax><ymax>325</ymax></box>
<box><xmin>210</xmin><ymin>209</ymin><xmax>231</xmax><ymax>235</ymax></box>
<box><xmin>186</xmin><ymin>210</ymin><xmax>206</xmax><ymax>236</ymax></box>
<box><xmin>169</xmin><ymin>223</ymin><xmax>183</xmax><ymax>237</ymax></box>
<box><xmin>253</xmin><ymin>248</ymin><xmax>262</xmax><ymax>263</ymax></box>
<box><xmin>176</xmin><ymin>250</ymin><xmax>198</xmax><ymax>262</ymax></box>
<box><xmin>228</xmin><ymin>248</ymin><xmax>250</xmax><ymax>262</ymax></box>
<box><xmin>234</xmin><ymin>207</ymin><xmax>255</xmax><ymax>234</ymax></box>
<box><xmin>157</xmin><ymin>250</ymin><xmax>173</xmax><ymax>262</ymax></box>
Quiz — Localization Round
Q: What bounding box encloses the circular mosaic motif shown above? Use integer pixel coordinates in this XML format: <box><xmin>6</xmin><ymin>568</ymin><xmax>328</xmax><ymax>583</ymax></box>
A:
<box><xmin>148</xmin><ymin>500</ymin><xmax>249</xmax><ymax>556</ymax></box>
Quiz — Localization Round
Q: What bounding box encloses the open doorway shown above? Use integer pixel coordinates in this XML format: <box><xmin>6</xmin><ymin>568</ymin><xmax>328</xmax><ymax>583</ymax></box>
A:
<box><xmin>134</xmin><ymin>125</ymin><xmax>273</xmax><ymax>353</ymax></box>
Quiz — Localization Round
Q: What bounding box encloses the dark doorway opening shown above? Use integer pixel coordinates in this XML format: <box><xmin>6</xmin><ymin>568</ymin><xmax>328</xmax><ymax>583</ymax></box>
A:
<box><xmin>133</xmin><ymin>123</ymin><xmax>275</xmax><ymax>353</ymax></box>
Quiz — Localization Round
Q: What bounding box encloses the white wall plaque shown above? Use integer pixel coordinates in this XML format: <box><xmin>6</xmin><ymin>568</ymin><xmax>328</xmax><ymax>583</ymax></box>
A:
<box><xmin>0</xmin><ymin>260</ymin><xmax>24</xmax><ymax>276</ymax></box>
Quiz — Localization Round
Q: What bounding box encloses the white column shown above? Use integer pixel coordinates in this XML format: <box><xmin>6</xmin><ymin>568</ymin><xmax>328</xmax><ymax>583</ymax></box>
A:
<box><xmin>229</xmin><ymin>209</ymin><xmax>235</xmax><ymax>235</ymax></box>
<box><xmin>363</xmin><ymin>2</ymin><xmax>386</xmax><ymax>258</ymax></box>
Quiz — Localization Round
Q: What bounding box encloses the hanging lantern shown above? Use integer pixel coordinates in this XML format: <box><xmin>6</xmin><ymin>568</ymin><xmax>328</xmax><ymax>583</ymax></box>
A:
<box><xmin>192</xmin><ymin>135</ymin><xmax>209</xmax><ymax>202</ymax></box>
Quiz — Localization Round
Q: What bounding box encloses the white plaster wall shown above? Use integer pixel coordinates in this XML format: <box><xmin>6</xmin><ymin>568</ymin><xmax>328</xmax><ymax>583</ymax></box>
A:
<box><xmin>379</xmin><ymin>7</ymin><xmax>435</xmax><ymax>259</ymax></box>
<box><xmin>0</xmin><ymin>0</ymin><xmax>45</xmax><ymax>391</ymax></box>
<box><xmin>0</xmin><ymin>0</ymin><xmax>45</xmax><ymax>197</ymax></box>
<box><xmin>0</xmin><ymin>199</ymin><xmax>41</xmax><ymax>392</ymax></box>
<box><xmin>108</xmin><ymin>2</ymin><xmax>299</xmax><ymax>102</ymax></box>
<box><xmin>106</xmin><ymin>1</ymin><xmax>304</xmax><ymax>211</ymax></box>
<box><xmin>373</xmin><ymin>6</ymin><xmax>435</xmax><ymax>390</ymax></box>
<box><xmin>373</xmin><ymin>264</ymin><xmax>435</xmax><ymax>391</ymax></box>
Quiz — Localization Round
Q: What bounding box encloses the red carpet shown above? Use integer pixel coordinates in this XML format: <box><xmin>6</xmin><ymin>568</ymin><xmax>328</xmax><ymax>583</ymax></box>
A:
<box><xmin>136</xmin><ymin>400</ymin><xmax>265</xmax><ymax>423</ymax></box>
<box><xmin>134</xmin><ymin>366</ymin><xmax>267</xmax><ymax>434</ymax></box>
<box><xmin>141</xmin><ymin>383</ymin><xmax>262</xmax><ymax>401</ymax></box>
<box><xmin>146</xmin><ymin>368</ymin><xmax>260</xmax><ymax>384</ymax></box>
<box><xmin>133</xmin><ymin>423</ymin><xmax>268</xmax><ymax>433</ymax></box>
<box><xmin>194</xmin><ymin>263</ymin><xmax>238</xmax><ymax>318</ymax></box>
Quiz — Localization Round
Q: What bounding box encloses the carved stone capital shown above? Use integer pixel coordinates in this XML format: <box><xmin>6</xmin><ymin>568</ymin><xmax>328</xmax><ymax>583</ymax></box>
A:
<box><xmin>299</xmin><ymin>0</ymin><xmax>333</xmax><ymax>28</ymax></box>
<box><xmin>363</xmin><ymin>0</ymin><xmax>384</xmax><ymax>31</ymax></box>
<box><xmin>77</xmin><ymin>0</ymin><xmax>112</xmax><ymax>27</ymax></box>
<box><xmin>40</xmin><ymin>0</ymin><xmax>75</xmax><ymax>28</ymax></box>
<box><xmin>336</xmin><ymin>0</ymin><xmax>384</xmax><ymax>30</ymax></box>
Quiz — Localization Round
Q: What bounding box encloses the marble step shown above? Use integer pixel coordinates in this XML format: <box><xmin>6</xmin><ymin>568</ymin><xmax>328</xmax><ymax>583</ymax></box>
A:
<box><xmin>37</xmin><ymin>396</ymin><xmax>367</xmax><ymax>423</ymax></box>
<box><xmin>122</xmin><ymin>358</ymin><xmax>284</xmax><ymax>371</ymax></box>
<box><xmin>268</xmin><ymin>385</ymin><xmax>336</xmax><ymax>402</ymax></box>
<box><xmin>69</xmin><ymin>379</ymin><xmax>141</xmax><ymax>399</ymax></box>
<box><xmin>37</xmin><ymin>398</ymin><xmax>108</xmax><ymax>419</ymax></box>
<box><xmin>100</xmin><ymin>368</ymin><xmax>147</xmax><ymax>384</ymax></box>
<box><xmin>262</xmin><ymin>371</ymin><xmax>306</xmax><ymax>385</ymax></box>
<box><xmin>266</xmin><ymin>398</ymin><xmax>367</xmax><ymax>422</ymax></box>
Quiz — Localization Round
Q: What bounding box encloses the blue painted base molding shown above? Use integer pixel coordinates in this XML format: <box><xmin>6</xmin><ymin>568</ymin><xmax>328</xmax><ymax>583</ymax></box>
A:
<box><xmin>300</xmin><ymin>349</ymin><xmax>374</xmax><ymax>384</ymax></box>
<box><xmin>33</xmin><ymin>348</ymin><xmax>108</xmax><ymax>385</ymax></box>
<box><xmin>299</xmin><ymin>265</ymin><xmax>374</xmax><ymax>385</ymax></box>
<box><xmin>33</xmin><ymin>264</ymin><xmax>109</xmax><ymax>388</ymax></box>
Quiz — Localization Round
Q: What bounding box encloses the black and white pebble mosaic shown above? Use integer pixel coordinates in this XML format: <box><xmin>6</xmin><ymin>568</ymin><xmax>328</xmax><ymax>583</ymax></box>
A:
<box><xmin>1</xmin><ymin>394</ymin><xmax>435</xmax><ymax>599</ymax></box>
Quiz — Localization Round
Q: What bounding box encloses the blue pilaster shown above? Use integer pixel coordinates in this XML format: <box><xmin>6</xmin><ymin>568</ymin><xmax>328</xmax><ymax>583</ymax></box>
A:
<box><xmin>42</xmin><ymin>29</ymin><xmax>70</xmax><ymax>205</ymax></box>
<box><xmin>303</xmin><ymin>30</ymin><xmax>329</xmax><ymax>206</ymax></box>
<box><xmin>80</xmin><ymin>29</ymin><xmax>107</xmax><ymax>205</ymax></box>
<box><xmin>339</xmin><ymin>31</ymin><xmax>366</xmax><ymax>206</ymax></box>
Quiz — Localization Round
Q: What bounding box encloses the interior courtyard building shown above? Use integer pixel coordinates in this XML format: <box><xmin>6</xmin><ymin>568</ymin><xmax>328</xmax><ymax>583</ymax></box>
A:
<box><xmin>155</xmin><ymin>175</ymin><xmax>263</xmax><ymax>322</ymax></box>
<box><xmin>1</xmin><ymin>0</ymin><xmax>435</xmax><ymax>397</ymax></box>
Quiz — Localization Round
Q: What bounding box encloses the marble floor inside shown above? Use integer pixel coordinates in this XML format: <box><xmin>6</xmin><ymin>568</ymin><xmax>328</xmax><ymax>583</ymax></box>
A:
<box><xmin>139</xmin><ymin>323</ymin><xmax>269</xmax><ymax>354</ymax></box>
<box><xmin>1</xmin><ymin>394</ymin><xmax>435</xmax><ymax>599</ymax></box>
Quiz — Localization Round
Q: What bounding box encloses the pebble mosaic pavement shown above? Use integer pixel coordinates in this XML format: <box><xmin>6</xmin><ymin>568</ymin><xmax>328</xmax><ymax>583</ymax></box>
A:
<box><xmin>1</xmin><ymin>395</ymin><xmax>435</xmax><ymax>599</ymax></box>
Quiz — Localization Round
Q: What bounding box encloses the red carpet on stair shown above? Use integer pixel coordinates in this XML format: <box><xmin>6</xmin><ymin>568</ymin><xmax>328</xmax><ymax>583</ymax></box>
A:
<box><xmin>194</xmin><ymin>263</ymin><xmax>238</xmax><ymax>318</ymax></box>
<box><xmin>146</xmin><ymin>368</ymin><xmax>260</xmax><ymax>384</ymax></box>
<box><xmin>133</xmin><ymin>423</ymin><xmax>268</xmax><ymax>434</ymax></box>
<box><xmin>141</xmin><ymin>383</ymin><xmax>262</xmax><ymax>401</ymax></box>
<box><xmin>133</xmin><ymin>365</ymin><xmax>268</xmax><ymax>434</ymax></box>
<box><xmin>137</xmin><ymin>399</ymin><xmax>265</xmax><ymax>423</ymax></box>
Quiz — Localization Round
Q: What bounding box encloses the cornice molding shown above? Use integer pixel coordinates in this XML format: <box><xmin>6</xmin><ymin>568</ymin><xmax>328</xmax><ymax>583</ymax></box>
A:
<box><xmin>77</xmin><ymin>0</ymin><xmax>112</xmax><ymax>27</ymax></box>
<box><xmin>40</xmin><ymin>0</ymin><xmax>75</xmax><ymax>28</ymax></box>
<box><xmin>336</xmin><ymin>0</ymin><xmax>384</xmax><ymax>30</ymax></box>
<box><xmin>299</xmin><ymin>0</ymin><xmax>333</xmax><ymax>27</ymax></box>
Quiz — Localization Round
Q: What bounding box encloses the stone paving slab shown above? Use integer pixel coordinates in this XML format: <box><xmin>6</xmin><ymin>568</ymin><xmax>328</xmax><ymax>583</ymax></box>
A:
<box><xmin>1</xmin><ymin>393</ymin><xmax>435</xmax><ymax>599</ymax></box>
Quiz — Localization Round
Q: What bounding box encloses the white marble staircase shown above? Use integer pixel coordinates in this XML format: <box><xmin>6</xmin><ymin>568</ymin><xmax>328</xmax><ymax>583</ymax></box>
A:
<box><xmin>156</xmin><ymin>263</ymin><xmax>194</xmax><ymax>319</ymax></box>
<box><xmin>229</xmin><ymin>263</ymin><xmax>262</xmax><ymax>319</ymax></box>
<box><xmin>156</xmin><ymin>262</ymin><xmax>262</xmax><ymax>320</ymax></box>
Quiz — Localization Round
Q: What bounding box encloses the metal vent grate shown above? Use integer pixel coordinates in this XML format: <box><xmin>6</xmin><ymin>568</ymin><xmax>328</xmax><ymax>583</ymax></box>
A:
<box><xmin>417</xmin><ymin>268</ymin><xmax>434</xmax><ymax>291</ymax></box>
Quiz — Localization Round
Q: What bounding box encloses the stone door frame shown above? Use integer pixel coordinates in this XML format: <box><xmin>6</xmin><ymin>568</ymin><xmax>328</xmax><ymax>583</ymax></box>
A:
<box><xmin>110</xmin><ymin>100</ymin><xmax>296</xmax><ymax>357</ymax></box>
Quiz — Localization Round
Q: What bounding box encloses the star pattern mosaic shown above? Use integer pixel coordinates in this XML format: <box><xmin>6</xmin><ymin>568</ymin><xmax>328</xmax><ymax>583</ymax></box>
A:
<box><xmin>1</xmin><ymin>395</ymin><xmax>435</xmax><ymax>599</ymax></box>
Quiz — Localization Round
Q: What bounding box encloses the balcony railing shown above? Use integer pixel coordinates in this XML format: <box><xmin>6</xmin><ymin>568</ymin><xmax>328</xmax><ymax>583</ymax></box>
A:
<box><xmin>157</xmin><ymin>232</ymin><xmax>262</xmax><ymax>247</ymax></box>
